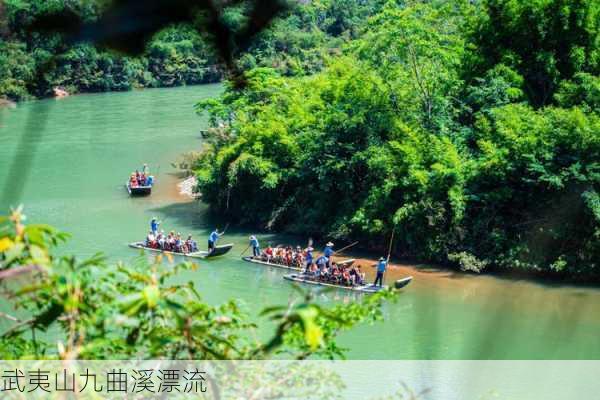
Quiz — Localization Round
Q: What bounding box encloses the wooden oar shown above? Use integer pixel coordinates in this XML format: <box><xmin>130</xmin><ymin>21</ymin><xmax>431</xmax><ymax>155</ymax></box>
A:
<box><xmin>158</xmin><ymin>217</ymin><xmax>168</xmax><ymax>231</ymax></box>
<box><xmin>333</xmin><ymin>241</ymin><xmax>359</xmax><ymax>255</ymax></box>
<box><xmin>240</xmin><ymin>244</ymin><xmax>251</xmax><ymax>256</ymax></box>
<box><xmin>222</xmin><ymin>223</ymin><xmax>230</xmax><ymax>235</ymax></box>
<box><xmin>383</xmin><ymin>227</ymin><xmax>396</xmax><ymax>284</ymax></box>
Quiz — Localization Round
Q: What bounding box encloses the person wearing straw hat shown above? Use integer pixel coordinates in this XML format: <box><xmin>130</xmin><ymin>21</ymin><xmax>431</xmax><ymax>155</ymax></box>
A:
<box><xmin>373</xmin><ymin>257</ymin><xmax>387</xmax><ymax>287</ymax></box>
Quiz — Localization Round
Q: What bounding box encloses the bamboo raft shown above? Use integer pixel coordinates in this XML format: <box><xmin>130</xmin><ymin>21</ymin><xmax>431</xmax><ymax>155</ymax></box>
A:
<box><xmin>129</xmin><ymin>242</ymin><xmax>234</xmax><ymax>259</ymax></box>
<box><xmin>283</xmin><ymin>273</ymin><xmax>412</xmax><ymax>294</ymax></box>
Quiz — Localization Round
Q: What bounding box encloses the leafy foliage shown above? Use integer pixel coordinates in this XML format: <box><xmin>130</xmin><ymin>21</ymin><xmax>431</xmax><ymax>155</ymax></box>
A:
<box><xmin>0</xmin><ymin>209</ymin><xmax>398</xmax><ymax>360</ymax></box>
<box><xmin>0</xmin><ymin>0</ymin><xmax>386</xmax><ymax>101</ymax></box>
<box><xmin>468</xmin><ymin>0</ymin><xmax>599</xmax><ymax>107</ymax></box>
<box><xmin>195</xmin><ymin>0</ymin><xmax>600</xmax><ymax>277</ymax></box>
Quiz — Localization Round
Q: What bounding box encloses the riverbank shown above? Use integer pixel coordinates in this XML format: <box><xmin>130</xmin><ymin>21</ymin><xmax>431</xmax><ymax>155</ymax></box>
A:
<box><xmin>327</xmin><ymin>248</ymin><xmax>600</xmax><ymax>289</ymax></box>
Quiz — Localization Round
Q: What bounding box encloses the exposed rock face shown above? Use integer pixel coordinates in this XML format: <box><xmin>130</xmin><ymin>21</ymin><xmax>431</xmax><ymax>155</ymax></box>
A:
<box><xmin>53</xmin><ymin>87</ymin><xmax>69</xmax><ymax>98</ymax></box>
<box><xmin>178</xmin><ymin>176</ymin><xmax>200</xmax><ymax>199</ymax></box>
<box><xmin>0</xmin><ymin>98</ymin><xmax>16</xmax><ymax>108</ymax></box>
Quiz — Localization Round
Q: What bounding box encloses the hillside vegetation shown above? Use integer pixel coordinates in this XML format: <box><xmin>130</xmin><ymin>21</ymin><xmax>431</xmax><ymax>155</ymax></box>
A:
<box><xmin>195</xmin><ymin>0</ymin><xmax>600</xmax><ymax>277</ymax></box>
<box><xmin>0</xmin><ymin>0</ymin><xmax>381</xmax><ymax>100</ymax></box>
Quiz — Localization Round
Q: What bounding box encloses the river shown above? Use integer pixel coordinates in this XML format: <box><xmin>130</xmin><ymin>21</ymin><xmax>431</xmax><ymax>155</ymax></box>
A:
<box><xmin>1</xmin><ymin>85</ymin><xmax>599</xmax><ymax>360</ymax></box>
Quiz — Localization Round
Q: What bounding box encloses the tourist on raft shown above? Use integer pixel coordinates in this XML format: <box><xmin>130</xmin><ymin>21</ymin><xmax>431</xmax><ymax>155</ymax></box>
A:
<box><xmin>186</xmin><ymin>235</ymin><xmax>199</xmax><ymax>252</ymax></box>
<box><xmin>264</xmin><ymin>245</ymin><xmax>274</xmax><ymax>262</ymax></box>
<box><xmin>208</xmin><ymin>228</ymin><xmax>225</xmax><ymax>254</ymax></box>
<box><xmin>144</xmin><ymin>228</ymin><xmax>198</xmax><ymax>254</ymax></box>
<box><xmin>249</xmin><ymin>235</ymin><xmax>260</xmax><ymax>257</ymax></box>
<box><xmin>315</xmin><ymin>254</ymin><xmax>328</xmax><ymax>271</ymax></box>
<box><xmin>250</xmin><ymin>242</ymin><xmax>367</xmax><ymax>286</ymax></box>
<box><xmin>306</xmin><ymin>259</ymin><xmax>365</xmax><ymax>287</ymax></box>
<box><xmin>130</xmin><ymin>165</ymin><xmax>152</xmax><ymax>187</ymax></box>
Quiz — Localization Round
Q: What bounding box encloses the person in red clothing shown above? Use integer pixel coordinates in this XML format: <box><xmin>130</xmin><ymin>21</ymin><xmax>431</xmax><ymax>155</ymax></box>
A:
<box><xmin>129</xmin><ymin>173</ymin><xmax>138</xmax><ymax>187</ymax></box>
<box><xmin>264</xmin><ymin>245</ymin><xmax>274</xmax><ymax>262</ymax></box>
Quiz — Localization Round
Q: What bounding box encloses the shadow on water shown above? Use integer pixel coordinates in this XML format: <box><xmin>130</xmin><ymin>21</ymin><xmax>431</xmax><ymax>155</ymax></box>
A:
<box><xmin>151</xmin><ymin>200</ymin><xmax>320</xmax><ymax>249</ymax></box>
<box><xmin>149</xmin><ymin>201</ymin><xmax>211</xmax><ymax>231</ymax></box>
<box><xmin>149</xmin><ymin>200</ymin><xmax>265</xmax><ymax>237</ymax></box>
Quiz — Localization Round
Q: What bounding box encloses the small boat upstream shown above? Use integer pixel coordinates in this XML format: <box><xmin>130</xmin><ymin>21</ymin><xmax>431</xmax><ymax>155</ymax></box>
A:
<box><xmin>126</xmin><ymin>164</ymin><xmax>154</xmax><ymax>196</ymax></box>
<box><xmin>126</xmin><ymin>182</ymin><xmax>153</xmax><ymax>196</ymax></box>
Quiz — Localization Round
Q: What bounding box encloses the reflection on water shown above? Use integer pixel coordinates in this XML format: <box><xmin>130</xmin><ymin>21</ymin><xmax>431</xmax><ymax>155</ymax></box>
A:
<box><xmin>1</xmin><ymin>86</ymin><xmax>600</xmax><ymax>360</ymax></box>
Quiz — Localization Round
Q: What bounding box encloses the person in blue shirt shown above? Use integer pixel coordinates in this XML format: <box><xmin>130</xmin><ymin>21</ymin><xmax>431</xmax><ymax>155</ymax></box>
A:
<box><xmin>324</xmin><ymin>242</ymin><xmax>334</xmax><ymax>268</ymax></box>
<box><xmin>150</xmin><ymin>217</ymin><xmax>160</xmax><ymax>235</ymax></box>
<box><xmin>316</xmin><ymin>255</ymin><xmax>328</xmax><ymax>271</ymax></box>
<box><xmin>146</xmin><ymin>175</ymin><xmax>154</xmax><ymax>186</ymax></box>
<box><xmin>249</xmin><ymin>235</ymin><xmax>260</xmax><ymax>257</ymax></box>
<box><xmin>373</xmin><ymin>257</ymin><xmax>387</xmax><ymax>287</ymax></box>
<box><xmin>208</xmin><ymin>228</ymin><xmax>224</xmax><ymax>253</ymax></box>
<box><xmin>304</xmin><ymin>247</ymin><xmax>314</xmax><ymax>273</ymax></box>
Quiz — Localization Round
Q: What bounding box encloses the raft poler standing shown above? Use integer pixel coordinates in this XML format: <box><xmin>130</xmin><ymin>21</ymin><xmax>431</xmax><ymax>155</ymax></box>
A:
<box><xmin>249</xmin><ymin>235</ymin><xmax>260</xmax><ymax>257</ymax></box>
<box><xmin>208</xmin><ymin>228</ymin><xmax>224</xmax><ymax>254</ymax></box>
<box><xmin>373</xmin><ymin>257</ymin><xmax>387</xmax><ymax>287</ymax></box>
<box><xmin>150</xmin><ymin>217</ymin><xmax>160</xmax><ymax>235</ymax></box>
<box><xmin>324</xmin><ymin>241</ymin><xmax>334</xmax><ymax>268</ymax></box>
<box><xmin>304</xmin><ymin>246</ymin><xmax>314</xmax><ymax>273</ymax></box>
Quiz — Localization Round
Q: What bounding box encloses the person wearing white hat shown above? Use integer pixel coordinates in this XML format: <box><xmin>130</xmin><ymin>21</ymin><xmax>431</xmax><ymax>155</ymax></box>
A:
<box><xmin>373</xmin><ymin>257</ymin><xmax>387</xmax><ymax>287</ymax></box>
<box><xmin>324</xmin><ymin>241</ymin><xmax>334</xmax><ymax>268</ymax></box>
<box><xmin>249</xmin><ymin>235</ymin><xmax>260</xmax><ymax>257</ymax></box>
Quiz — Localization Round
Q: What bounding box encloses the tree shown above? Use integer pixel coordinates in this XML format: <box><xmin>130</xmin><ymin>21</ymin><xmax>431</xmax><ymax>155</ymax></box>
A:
<box><xmin>354</xmin><ymin>1</ymin><xmax>466</xmax><ymax>132</ymax></box>
<box><xmin>468</xmin><ymin>0</ymin><xmax>600</xmax><ymax>107</ymax></box>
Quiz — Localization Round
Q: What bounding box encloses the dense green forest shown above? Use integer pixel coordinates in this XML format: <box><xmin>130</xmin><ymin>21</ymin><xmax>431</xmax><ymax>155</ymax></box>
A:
<box><xmin>195</xmin><ymin>0</ymin><xmax>600</xmax><ymax>277</ymax></box>
<box><xmin>0</xmin><ymin>0</ymin><xmax>217</xmax><ymax>100</ymax></box>
<box><xmin>0</xmin><ymin>0</ymin><xmax>380</xmax><ymax>100</ymax></box>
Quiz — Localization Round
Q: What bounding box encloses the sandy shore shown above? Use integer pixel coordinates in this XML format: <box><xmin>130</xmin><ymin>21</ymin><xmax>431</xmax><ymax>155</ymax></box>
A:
<box><xmin>0</xmin><ymin>98</ymin><xmax>16</xmax><ymax>108</ymax></box>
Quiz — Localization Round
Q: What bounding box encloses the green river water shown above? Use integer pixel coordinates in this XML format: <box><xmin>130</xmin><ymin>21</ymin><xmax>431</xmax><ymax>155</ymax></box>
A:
<box><xmin>1</xmin><ymin>85</ymin><xmax>599</xmax><ymax>360</ymax></box>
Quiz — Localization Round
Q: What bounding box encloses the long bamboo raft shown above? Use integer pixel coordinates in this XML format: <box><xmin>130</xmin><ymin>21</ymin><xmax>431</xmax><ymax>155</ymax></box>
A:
<box><xmin>283</xmin><ymin>273</ymin><xmax>412</xmax><ymax>294</ymax></box>
<box><xmin>242</xmin><ymin>256</ymin><xmax>356</xmax><ymax>271</ymax></box>
<box><xmin>129</xmin><ymin>242</ymin><xmax>234</xmax><ymax>259</ymax></box>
